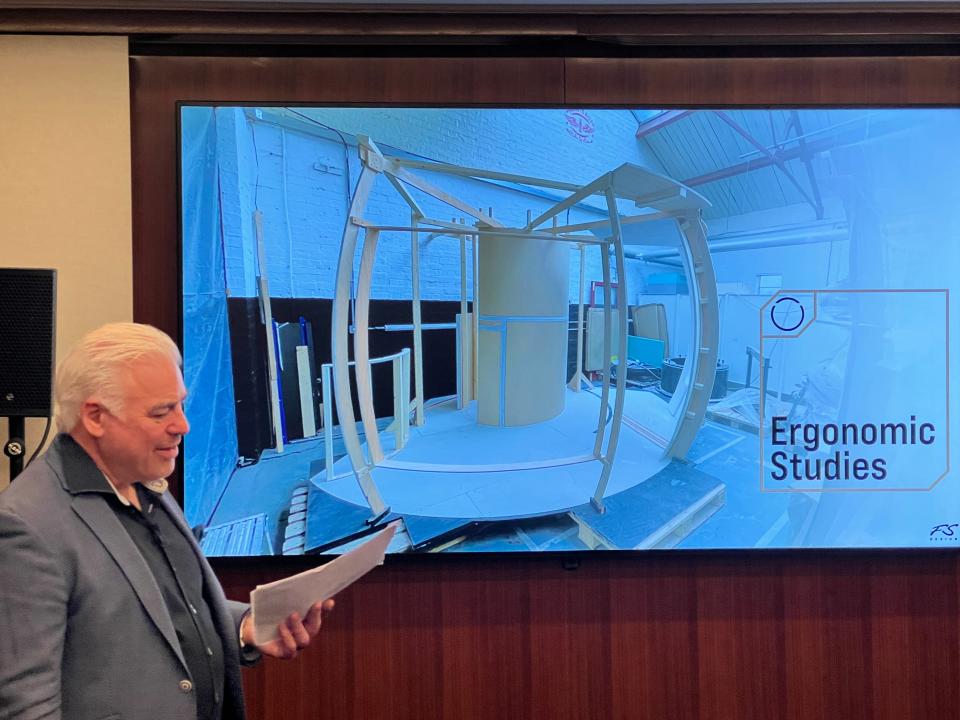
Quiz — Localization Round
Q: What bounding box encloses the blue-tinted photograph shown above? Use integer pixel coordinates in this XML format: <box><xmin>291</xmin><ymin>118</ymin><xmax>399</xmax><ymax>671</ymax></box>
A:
<box><xmin>180</xmin><ymin>107</ymin><xmax>959</xmax><ymax>555</ymax></box>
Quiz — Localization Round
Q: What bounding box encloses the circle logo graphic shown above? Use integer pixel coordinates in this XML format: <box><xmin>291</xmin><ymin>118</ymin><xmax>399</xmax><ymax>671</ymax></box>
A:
<box><xmin>770</xmin><ymin>296</ymin><xmax>805</xmax><ymax>332</ymax></box>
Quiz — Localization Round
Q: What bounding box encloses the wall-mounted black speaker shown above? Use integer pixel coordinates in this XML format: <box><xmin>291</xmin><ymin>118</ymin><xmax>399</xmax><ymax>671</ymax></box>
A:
<box><xmin>0</xmin><ymin>268</ymin><xmax>57</xmax><ymax>418</ymax></box>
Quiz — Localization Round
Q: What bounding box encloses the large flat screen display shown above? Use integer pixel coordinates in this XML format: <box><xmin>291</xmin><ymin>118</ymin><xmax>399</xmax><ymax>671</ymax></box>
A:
<box><xmin>180</xmin><ymin>106</ymin><xmax>958</xmax><ymax>556</ymax></box>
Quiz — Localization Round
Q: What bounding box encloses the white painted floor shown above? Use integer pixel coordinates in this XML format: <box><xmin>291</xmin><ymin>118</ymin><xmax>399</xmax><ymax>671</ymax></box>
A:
<box><xmin>310</xmin><ymin>387</ymin><xmax>680</xmax><ymax>519</ymax></box>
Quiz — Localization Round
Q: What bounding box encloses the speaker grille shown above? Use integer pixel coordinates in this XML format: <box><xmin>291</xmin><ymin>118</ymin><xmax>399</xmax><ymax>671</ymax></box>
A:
<box><xmin>0</xmin><ymin>269</ymin><xmax>57</xmax><ymax>417</ymax></box>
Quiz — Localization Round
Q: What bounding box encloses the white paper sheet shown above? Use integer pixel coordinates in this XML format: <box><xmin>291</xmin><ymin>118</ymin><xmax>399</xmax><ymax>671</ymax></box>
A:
<box><xmin>250</xmin><ymin>523</ymin><xmax>397</xmax><ymax>645</ymax></box>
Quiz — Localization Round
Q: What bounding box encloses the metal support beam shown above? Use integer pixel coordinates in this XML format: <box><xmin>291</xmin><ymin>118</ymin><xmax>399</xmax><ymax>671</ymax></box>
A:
<box><xmin>712</xmin><ymin>110</ymin><xmax>820</xmax><ymax>213</ymax></box>
<box><xmin>635</xmin><ymin>109</ymin><xmax>693</xmax><ymax>139</ymax></box>
<box><xmin>790</xmin><ymin>110</ymin><xmax>825</xmax><ymax>220</ymax></box>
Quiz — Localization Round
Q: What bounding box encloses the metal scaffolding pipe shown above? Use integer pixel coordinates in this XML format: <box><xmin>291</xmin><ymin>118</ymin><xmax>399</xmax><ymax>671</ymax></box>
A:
<box><xmin>628</xmin><ymin>224</ymin><xmax>848</xmax><ymax>262</ymax></box>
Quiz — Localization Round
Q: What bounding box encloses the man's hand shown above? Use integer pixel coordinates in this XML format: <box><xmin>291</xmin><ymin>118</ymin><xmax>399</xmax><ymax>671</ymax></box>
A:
<box><xmin>241</xmin><ymin>598</ymin><xmax>335</xmax><ymax>659</ymax></box>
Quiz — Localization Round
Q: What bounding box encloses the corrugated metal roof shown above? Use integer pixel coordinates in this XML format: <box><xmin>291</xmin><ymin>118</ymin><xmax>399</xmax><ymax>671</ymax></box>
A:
<box><xmin>637</xmin><ymin>109</ymin><xmax>881</xmax><ymax>220</ymax></box>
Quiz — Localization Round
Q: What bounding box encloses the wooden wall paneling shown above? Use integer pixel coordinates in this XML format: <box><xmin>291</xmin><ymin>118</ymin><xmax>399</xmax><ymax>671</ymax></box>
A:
<box><xmin>9</xmin><ymin>5</ymin><xmax>960</xmax><ymax>46</ymax></box>
<box><xmin>564</xmin><ymin>56</ymin><xmax>960</xmax><ymax>106</ymax></box>
<box><xmin>437</xmin><ymin>560</ymin><xmax>533</xmax><ymax>719</ymax></box>
<box><xmin>2</xmin><ymin>8</ymin><xmax>579</xmax><ymax>38</ymax></box>
<box><xmin>607</xmin><ymin>556</ymin><xmax>700</xmax><ymax>719</ymax></box>
<box><xmin>693</xmin><ymin>557</ymin><xmax>788</xmax><ymax>719</ymax></box>
<box><xmin>525</xmin><ymin>558</ymin><xmax>613</xmax><ymax>720</ymax></box>
<box><xmin>334</xmin><ymin>563</ymin><xmax>449</xmax><ymax>720</ymax></box>
<box><xmin>571</xmin><ymin>8</ymin><xmax>960</xmax><ymax>45</ymax></box>
<box><xmin>781</xmin><ymin>558</ymin><xmax>875</xmax><ymax>720</ymax></box>
<box><xmin>219</xmin><ymin>560</ymin><xmax>450</xmax><ymax>719</ymax></box>
<box><xmin>866</xmin><ymin>555</ymin><xmax>960</xmax><ymax>720</ymax></box>
<box><xmin>130</xmin><ymin>60</ymin><xmax>180</xmax><ymax>338</ymax></box>
<box><xmin>216</xmin><ymin>553</ymin><xmax>960</xmax><ymax>720</ymax></box>
<box><xmin>130</xmin><ymin>51</ymin><xmax>960</xmax><ymax>720</ymax></box>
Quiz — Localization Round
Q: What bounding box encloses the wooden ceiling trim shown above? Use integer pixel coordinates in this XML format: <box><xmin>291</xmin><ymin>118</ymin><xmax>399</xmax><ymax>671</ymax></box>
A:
<box><xmin>5</xmin><ymin>5</ymin><xmax>960</xmax><ymax>47</ymax></box>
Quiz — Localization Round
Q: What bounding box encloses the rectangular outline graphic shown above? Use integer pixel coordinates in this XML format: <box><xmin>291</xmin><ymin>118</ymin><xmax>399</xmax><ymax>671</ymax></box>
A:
<box><xmin>759</xmin><ymin>288</ymin><xmax>950</xmax><ymax>493</ymax></box>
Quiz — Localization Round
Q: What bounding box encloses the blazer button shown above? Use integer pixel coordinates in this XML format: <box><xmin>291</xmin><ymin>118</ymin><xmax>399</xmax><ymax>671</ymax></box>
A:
<box><xmin>179</xmin><ymin>679</ymin><xmax>194</xmax><ymax>693</ymax></box>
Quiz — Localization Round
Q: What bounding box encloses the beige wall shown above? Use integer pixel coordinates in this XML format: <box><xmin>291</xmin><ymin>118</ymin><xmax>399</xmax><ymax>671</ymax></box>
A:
<box><xmin>0</xmin><ymin>35</ymin><xmax>132</xmax><ymax>489</ymax></box>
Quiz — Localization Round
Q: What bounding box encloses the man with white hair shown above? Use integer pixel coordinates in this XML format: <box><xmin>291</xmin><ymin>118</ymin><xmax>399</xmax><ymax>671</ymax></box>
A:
<box><xmin>0</xmin><ymin>322</ymin><xmax>333</xmax><ymax>720</ymax></box>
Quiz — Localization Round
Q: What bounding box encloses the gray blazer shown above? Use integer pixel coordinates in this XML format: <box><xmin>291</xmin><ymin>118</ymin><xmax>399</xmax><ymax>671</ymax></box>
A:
<box><xmin>0</xmin><ymin>435</ymin><xmax>251</xmax><ymax>720</ymax></box>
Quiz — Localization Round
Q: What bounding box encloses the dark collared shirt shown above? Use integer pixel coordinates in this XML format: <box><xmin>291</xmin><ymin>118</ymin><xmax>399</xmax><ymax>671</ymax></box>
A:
<box><xmin>72</xmin><ymin>466</ymin><xmax>226</xmax><ymax>720</ymax></box>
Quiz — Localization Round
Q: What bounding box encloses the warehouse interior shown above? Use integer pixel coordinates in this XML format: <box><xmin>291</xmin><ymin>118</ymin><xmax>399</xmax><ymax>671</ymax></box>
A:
<box><xmin>181</xmin><ymin>107</ymin><xmax>957</xmax><ymax>555</ymax></box>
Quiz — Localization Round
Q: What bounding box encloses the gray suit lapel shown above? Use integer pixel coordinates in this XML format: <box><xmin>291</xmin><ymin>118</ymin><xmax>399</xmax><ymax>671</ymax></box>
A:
<box><xmin>45</xmin><ymin>434</ymin><xmax>189</xmax><ymax>671</ymax></box>
<box><xmin>70</xmin><ymin>489</ymin><xmax>189</xmax><ymax>673</ymax></box>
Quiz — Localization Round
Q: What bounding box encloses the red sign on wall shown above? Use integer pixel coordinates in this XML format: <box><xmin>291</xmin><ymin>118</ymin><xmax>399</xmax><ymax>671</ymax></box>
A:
<box><xmin>564</xmin><ymin>109</ymin><xmax>595</xmax><ymax>143</ymax></box>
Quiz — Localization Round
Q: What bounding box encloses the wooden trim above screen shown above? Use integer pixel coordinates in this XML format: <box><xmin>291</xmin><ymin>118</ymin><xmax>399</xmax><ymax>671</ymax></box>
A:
<box><xmin>9</xmin><ymin>4</ymin><xmax>960</xmax><ymax>45</ymax></box>
<box><xmin>566</xmin><ymin>56</ymin><xmax>960</xmax><ymax>105</ymax></box>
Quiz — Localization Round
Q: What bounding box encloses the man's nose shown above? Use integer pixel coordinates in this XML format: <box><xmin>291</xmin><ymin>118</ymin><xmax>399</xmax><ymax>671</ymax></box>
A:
<box><xmin>170</xmin><ymin>406</ymin><xmax>190</xmax><ymax>436</ymax></box>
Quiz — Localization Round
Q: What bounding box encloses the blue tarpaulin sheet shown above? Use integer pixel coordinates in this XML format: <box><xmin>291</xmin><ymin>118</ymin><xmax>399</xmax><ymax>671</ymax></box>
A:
<box><xmin>181</xmin><ymin>106</ymin><xmax>239</xmax><ymax>527</ymax></box>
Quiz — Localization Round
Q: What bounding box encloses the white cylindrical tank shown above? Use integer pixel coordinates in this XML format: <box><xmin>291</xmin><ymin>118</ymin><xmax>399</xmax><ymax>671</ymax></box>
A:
<box><xmin>476</xmin><ymin>234</ymin><xmax>569</xmax><ymax>426</ymax></box>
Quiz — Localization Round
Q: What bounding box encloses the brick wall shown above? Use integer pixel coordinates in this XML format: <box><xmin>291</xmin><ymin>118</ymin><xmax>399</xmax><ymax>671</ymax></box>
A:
<box><xmin>211</xmin><ymin>107</ymin><xmax>659</xmax><ymax>303</ymax></box>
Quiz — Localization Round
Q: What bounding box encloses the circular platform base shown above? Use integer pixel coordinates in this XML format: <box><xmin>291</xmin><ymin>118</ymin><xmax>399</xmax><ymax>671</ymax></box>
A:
<box><xmin>310</xmin><ymin>387</ymin><xmax>676</xmax><ymax>520</ymax></box>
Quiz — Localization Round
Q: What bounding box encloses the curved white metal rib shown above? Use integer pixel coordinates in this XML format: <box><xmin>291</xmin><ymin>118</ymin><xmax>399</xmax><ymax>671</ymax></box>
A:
<box><xmin>331</xmin><ymin>161</ymin><xmax>388</xmax><ymax>518</ymax></box>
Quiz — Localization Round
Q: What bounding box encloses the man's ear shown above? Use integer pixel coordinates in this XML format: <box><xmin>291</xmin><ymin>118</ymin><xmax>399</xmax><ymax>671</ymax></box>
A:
<box><xmin>79</xmin><ymin>400</ymin><xmax>107</xmax><ymax>438</ymax></box>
